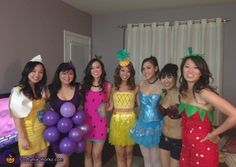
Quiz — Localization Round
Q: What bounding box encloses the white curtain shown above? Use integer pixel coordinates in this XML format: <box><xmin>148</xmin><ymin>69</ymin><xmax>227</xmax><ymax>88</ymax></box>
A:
<box><xmin>125</xmin><ymin>18</ymin><xmax>223</xmax><ymax>125</ymax></box>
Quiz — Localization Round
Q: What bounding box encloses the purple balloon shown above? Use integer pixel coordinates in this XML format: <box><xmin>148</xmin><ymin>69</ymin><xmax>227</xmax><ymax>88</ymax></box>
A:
<box><xmin>59</xmin><ymin>137</ymin><xmax>76</xmax><ymax>154</ymax></box>
<box><xmin>72</xmin><ymin>111</ymin><xmax>85</xmax><ymax>125</ymax></box>
<box><xmin>68</xmin><ymin>128</ymin><xmax>84</xmax><ymax>142</ymax></box>
<box><xmin>75</xmin><ymin>140</ymin><xmax>86</xmax><ymax>153</ymax></box>
<box><xmin>44</xmin><ymin>126</ymin><xmax>60</xmax><ymax>142</ymax></box>
<box><xmin>79</xmin><ymin>124</ymin><xmax>91</xmax><ymax>134</ymax></box>
<box><xmin>60</xmin><ymin>102</ymin><xmax>76</xmax><ymax>118</ymax></box>
<box><xmin>57</xmin><ymin>118</ymin><xmax>73</xmax><ymax>133</ymax></box>
<box><xmin>43</xmin><ymin>110</ymin><xmax>60</xmax><ymax>126</ymax></box>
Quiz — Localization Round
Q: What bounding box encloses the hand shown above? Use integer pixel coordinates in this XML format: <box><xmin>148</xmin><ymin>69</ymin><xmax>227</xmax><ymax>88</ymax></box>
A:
<box><xmin>20</xmin><ymin>137</ymin><xmax>30</xmax><ymax>150</ymax></box>
<box><xmin>200</xmin><ymin>133</ymin><xmax>220</xmax><ymax>143</ymax></box>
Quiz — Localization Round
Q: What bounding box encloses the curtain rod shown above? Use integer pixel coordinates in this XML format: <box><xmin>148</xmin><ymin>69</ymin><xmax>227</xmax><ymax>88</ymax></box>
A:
<box><xmin>118</xmin><ymin>18</ymin><xmax>231</xmax><ymax>29</ymax></box>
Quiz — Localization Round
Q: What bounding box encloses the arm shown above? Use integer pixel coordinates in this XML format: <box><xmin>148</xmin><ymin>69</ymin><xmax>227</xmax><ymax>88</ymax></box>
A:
<box><xmin>134</xmin><ymin>86</ymin><xmax>140</xmax><ymax>114</ymax></box>
<box><xmin>13</xmin><ymin>117</ymin><xmax>30</xmax><ymax>150</ymax></box>
<box><xmin>200</xmin><ymin>89</ymin><xmax>236</xmax><ymax>142</ymax></box>
<box><xmin>106</xmin><ymin>85</ymin><xmax>114</xmax><ymax>112</ymax></box>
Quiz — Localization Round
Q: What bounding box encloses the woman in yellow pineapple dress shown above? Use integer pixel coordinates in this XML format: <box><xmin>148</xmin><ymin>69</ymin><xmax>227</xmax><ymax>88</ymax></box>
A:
<box><xmin>9</xmin><ymin>55</ymin><xmax>49</xmax><ymax>167</ymax></box>
<box><xmin>108</xmin><ymin>50</ymin><xmax>138</xmax><ymax>167</ymax></box>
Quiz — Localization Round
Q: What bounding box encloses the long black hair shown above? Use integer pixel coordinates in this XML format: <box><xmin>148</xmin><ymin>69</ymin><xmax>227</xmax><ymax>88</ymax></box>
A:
<box><xmin>80</xmin><ymin>58</ymin><xmax>107</xmax><ymax>103</ymax></box>
<box><xmin>48</xmin><ymin>62</ymin><xmax>77</xmax><ymax>102</ymax></box>
<box><xmin>179</xmin><ymin>56</ymin><xmax>215</xmax><ymax>97</ymax></box>
<box><xmin>18</xmin><ymin>61</ymin><xmax>47</xmax><ymax>99</ymax></box>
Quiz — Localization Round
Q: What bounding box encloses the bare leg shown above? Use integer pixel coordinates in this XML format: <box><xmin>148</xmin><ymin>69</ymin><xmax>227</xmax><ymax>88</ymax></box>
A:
<box><xmin>115</xmin><ymin>146</ymin><xmax>127</xmax><ymax>167</ymax></box>
<box><xmin>20</xmin><ymin>154</ymin><xmax>34</xmax><ymax>167</ymax></box>
<box><xmin>140</xmin><ymin>145</ymin><xmax>151</xmax><ymax>167</ymax></box>
<box><xmin>55</xmin><ymin>153</ymin><xmax>70</xmax><ymax>167</ymax></box>
<box><xmin>126</xmin><ymin>146</ymin><xmax>133</xmax><ymax>167</ymax></box>
<box><xmin>84</xmin><ymin>141</ymin><xmax>93</xmax><ymax>167</ymax></box>
<box><xmin>160</xmin><ymin>148</ymin><xmax>170</xmax><ymax>167</ymax></box>
<box><xmin>35</xmin><ymin>147</ymin><xmax>48</xmax><ymax>167</ymax></box>
<box><xmin>92</xmin><ymin>141</ymin><xmax>105</xmax><ymax>167</ymax></box>
<box><xmin>150</xmin><ymin>146</ymin><xmax>161</xmax><ymax>167</ymax></box>
<box><xmin>170</xmin><ymin>157</ymin><xmax>179</xmax><ymax>167</ymax></box>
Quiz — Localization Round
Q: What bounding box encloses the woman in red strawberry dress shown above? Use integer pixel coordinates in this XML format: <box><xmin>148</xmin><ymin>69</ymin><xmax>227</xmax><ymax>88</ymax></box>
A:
<box><xmin>178</xmin><ymin>50</ymin><xmax>236</xmax><ymax>167</ymax></box>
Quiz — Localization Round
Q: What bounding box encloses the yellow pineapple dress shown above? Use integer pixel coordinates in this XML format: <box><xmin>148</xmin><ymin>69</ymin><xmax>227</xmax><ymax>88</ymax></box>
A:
<box><xmin>109</xmin><ymin>91</ymin><xmax>136</xmax><ymax>146</ymax></box>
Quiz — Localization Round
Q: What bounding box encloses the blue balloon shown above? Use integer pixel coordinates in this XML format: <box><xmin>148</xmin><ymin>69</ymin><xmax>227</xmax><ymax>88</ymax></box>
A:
<box><xmin>60</xmin><ymin>102</ymin><xmax>76</xmax><ymax>118</ymax></box>
<box><xmin>43</xmin><ymin>110</ymin><xmax>60</xmax><ymax>126</ymax></box>
<box><xmin>75</xmin><ymin>140</ymin><xmax>86</xmax><ymax>153</ymax></box>
<box><xmin>57</xmin><ymin>118</ymin><xmax>73</xmax><ymax>133</ymax></box>
<box><xmin>68</xmin><ymin>128</ymin><xmax>84</xmax><ymax>142</ymax></box>
<box><xmin>44</xmin><ymin>126</ymin><xmax>60</xmax><ymax>143</ymax></box>
<box><xmin>59</xmin><ymin>137</ymin><xmax>76</xmax><ymax>154</ymax></box>
<box><xmin>72</xmin><ymin>111</ymin><xmax>85</xmax><ymax>125</ymax></box>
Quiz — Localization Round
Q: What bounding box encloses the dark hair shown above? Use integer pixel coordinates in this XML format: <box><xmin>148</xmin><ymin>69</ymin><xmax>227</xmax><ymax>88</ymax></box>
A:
<box><xmin>18</xmin><ymin>61</ymin><xmax>47</xmax><ymax>99</ymax></box>
<box><xmin>114</xmin><ymin>62</ymin><xmax>136</xmax><ymax>90</ymax></box>
<box><xmin>81</xmin><ymin>58</ymin><xmax>107</xmax><ymax>102</ymax></box>
<box><xmin>49</xmin><ymin>62</ymin><xmax>77</xmax><ymax>102</ymax></box>
<box><xmin>141</xmin><ymin>56</ymin><xmax>159</xmax><ymax>77</ymax></box>
<box><xmin>160</xmin><ymin>63</ymin><xmax>178</xmax><ymax>79</ymax></box>
<box><xmin>179</xmin><ymin>56</ymin><xmax>215</xmax><ymax>96</ymax></box>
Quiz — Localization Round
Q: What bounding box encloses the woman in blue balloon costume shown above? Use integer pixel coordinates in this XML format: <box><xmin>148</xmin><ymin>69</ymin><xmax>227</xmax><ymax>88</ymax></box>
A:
<box><xmin>130</xmin><ymin>56</ymin><xmax>163</xmax><ymax>167</ymax></box>
<box><xmin>46</xmin><ymin>62</ymin><xmax>82</xmax><ymax>167</ymax></box>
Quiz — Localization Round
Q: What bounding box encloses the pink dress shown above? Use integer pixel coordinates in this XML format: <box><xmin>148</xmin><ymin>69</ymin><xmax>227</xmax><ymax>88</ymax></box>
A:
<box><xmin>83</xmin><ymin>81</ymin><xmax>109</xmax><ymax>141</ymax></box>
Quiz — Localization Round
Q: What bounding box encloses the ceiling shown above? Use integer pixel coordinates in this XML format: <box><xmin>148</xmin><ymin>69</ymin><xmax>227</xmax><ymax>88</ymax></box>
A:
<box><xmin>61</xmin><ymin>0</ymin><xmax>236</xmax><ymax>15</ymax></box>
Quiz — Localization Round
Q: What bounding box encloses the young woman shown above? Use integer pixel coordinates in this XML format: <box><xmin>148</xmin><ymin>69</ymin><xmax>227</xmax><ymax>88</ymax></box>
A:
<box><xmin>159</xmin><ymin>64</ymin><xmax>182</xmax><ymax>167</ymax></box>
<box><xmin>81</xmin><ymin>58</ymin><xmax>112</xmax><ymax>167</ymax></box>
<box><xmin>108</xmin><ymin>56</ymin><xmax>138</xmax><ymax>167</ymax></box>
<box><xmin>48</xmin><ymin>62</ymin><xmax>80</xmax><ymax>167</ymax></box>
<box><xmin>130</xmin><ymin>56</ymin><xmax>163</xmax><ymax>167</ymax></box>
<box><xmin>9</xmin><ymin>55</ymin><xmax>49</xmax><ymax>167</ymax></box>
<box><xmin>178</xmin><ymin>55</ymin><xmax>236</xmax><ymax>167</ymax></box>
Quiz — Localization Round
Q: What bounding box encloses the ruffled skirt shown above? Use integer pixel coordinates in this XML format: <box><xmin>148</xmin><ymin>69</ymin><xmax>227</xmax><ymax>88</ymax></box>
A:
<box><xmin>109</xmin><ymin>111</ymin><xmax>136</xmax><ymax>146</ymax></box>
<box><xmin>130</xmin><ymin>119</ymin><xmax>162</xmax><ymax>148</ymax></box>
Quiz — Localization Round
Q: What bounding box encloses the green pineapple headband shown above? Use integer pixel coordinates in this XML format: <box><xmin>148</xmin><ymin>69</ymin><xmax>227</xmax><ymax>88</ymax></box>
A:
<box><xmin>187</xmin><ymin>47</ymin><xmax>204</xmax><ymax>57</ymax></box>
<box><xmin>116</xmin><ymin>49</ymin><xmax>130</xmax><ymax>67</ymax></box>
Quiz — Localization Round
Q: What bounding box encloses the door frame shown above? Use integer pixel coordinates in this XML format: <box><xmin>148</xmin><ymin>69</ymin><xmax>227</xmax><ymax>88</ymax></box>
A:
<box><xmin>63</xmin><ymin>30</ymin><xmax>91</xmax><ymax>62</ymax></box>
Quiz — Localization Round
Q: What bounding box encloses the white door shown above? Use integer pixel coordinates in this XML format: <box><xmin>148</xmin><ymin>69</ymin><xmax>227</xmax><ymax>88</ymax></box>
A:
<box><xmin>64</xmin><ymin>30</ymin><xmax>91</xmax><ymax>83</ymax></box>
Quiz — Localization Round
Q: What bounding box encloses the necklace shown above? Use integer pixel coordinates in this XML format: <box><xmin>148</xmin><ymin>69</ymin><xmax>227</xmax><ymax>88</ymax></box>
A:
<box><xmin>147</xmin><ymin>77</ymin><xmax>158</xmax><ymax>84</ymax></box>
<box><xmin>92</xmin><ymin>83</ymin><xmax>101</xmax><ymax>87</ymax></box>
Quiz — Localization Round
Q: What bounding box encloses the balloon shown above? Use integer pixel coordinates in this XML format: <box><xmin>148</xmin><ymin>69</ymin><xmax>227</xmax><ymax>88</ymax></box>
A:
<box><xmin>72</xmin><ymin>111</ymin><xmax>85</xmax><ymax>125</ymax></box>
<box><xmin>75</xmin><ymin>140</ymin><xmax>86</xmax><ymax>153</ymax></box>
<box><xmin>43</xmin><ymin>126</ymin><xmax>60</xmax><ymax>143</ymax></box>
<box><xmin>57</xmin><ymin>118</ymin><xmax>73</xmax><ymax>133</ymax></box>
<box><xmin>68</xmin><ymin>128</ymin><xmax>84</xmax><ymax>142</ymax></box>
<box><xmin>79</xmin><ymin>124</ymin><xmax>91</xmax><ymax>134</ymax></box>
<box><xmin>59</xmin><ymin>137</ymin><xmax>76</xmax><ymax>154</ymax></box>
<box><xmin>43</xmin><ymin>110</ymin><xmax>60</xmax><ymax>126</ymax></box>
<box><xmin>60</xmin><ymin>102</ymin><xmax>76</xmax><ymax>118</ymax></box>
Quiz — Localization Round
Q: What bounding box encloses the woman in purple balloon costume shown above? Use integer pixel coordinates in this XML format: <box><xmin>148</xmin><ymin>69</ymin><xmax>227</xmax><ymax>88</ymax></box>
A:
<box><xmin>48</xmin><ymin>62</ymin><xmax>80</xmax><ymax>167</ymax></box>
<box><xmin>81</xmin><ymin>58</ymin><xmax>112</xmax><ymax>167</ymax></box>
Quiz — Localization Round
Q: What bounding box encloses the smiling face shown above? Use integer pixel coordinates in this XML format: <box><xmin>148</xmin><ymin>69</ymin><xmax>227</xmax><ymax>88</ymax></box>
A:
<box><xmin>119</xmin><ymin>66</ymin><xmax>131</xmax><ymax>82</ymax></box>
<box><xmin>142</xmin><ymin>61</ymin><xmax>158</xmax><ymax>80</ymax></box>
<box><xmin>91</xmin><ymin>61</ymin><xmax>102</xmax><ymax>80</ymax></box>
<box><xmin>59</xmin><ymin>69</ymin><xmax>74</xmax><ymax>85</ymax></box>
<box><xmin>183</xmin><ymin>59</ymin><xmax>202</xmax><ymax>84</ymax></box>
<box><xmin>161</xmin><ymin>75</ymin><xmax>177</xmax><ymax>90</ymax></box>
<box><xmin>28</xmin><ymin>64</ymin><xmax>44</xmax><ymax>85</ymax></box>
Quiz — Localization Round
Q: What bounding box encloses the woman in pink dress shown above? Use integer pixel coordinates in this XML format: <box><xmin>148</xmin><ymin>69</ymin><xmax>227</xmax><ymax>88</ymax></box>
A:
<box><xmin>81</xmin><ymin>58</ymin><xmax>112</xmax><ymax>167</ymax></box>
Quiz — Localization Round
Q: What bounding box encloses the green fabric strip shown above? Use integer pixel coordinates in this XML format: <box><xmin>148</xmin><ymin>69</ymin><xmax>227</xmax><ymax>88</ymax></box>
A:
<box><xmin>178</xmin><ymin>102</ymin><xmax>214</xmax><ymax>122</ymax></box>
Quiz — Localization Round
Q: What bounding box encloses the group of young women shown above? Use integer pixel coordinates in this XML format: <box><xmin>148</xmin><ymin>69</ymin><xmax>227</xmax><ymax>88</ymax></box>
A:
<box><xmin>9</xmin><ymin>50</ymin><xmax>236</xmax><ymax>167</ymax></box>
